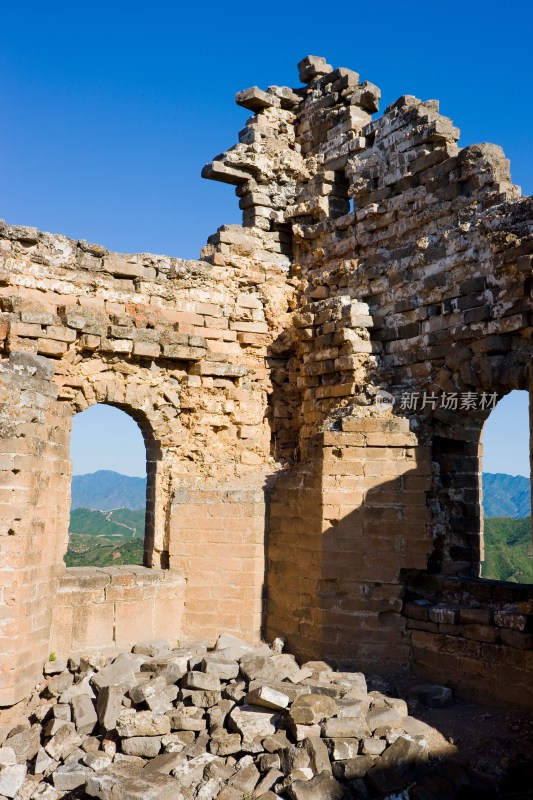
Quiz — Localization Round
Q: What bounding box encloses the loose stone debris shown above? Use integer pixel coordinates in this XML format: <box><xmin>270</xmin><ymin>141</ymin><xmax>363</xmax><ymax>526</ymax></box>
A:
<box><xmin>0</xmin><ymin>635</ymin><xmax>529</xmax><ymax>800</ymax></box>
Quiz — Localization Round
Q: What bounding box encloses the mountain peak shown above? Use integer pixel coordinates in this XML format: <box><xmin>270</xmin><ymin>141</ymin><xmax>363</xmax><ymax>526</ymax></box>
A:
<box><xmin>71</xmin><ymin>471</ymin><xmax>147</xmax><ymax>511</ymax></box>
<box><xmin>483</xmin><ymin>472</ymin><xmax>530</xmax><ymax>518</ymax></box>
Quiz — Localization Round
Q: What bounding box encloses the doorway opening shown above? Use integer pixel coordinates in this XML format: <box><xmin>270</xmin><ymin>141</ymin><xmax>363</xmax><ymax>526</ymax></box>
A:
<box><xmin>481</xmin><ymin>390</ymin><xmax>532</xmax><ymax>583</ymax></box>
<box><xmin>65</xmin><ymin>404</ymin><xmax>148</xmax><ymax>568</ymax></box>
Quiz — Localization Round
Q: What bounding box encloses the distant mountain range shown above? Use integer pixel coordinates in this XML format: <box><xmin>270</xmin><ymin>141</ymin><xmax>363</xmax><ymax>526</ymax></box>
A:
<box><xmin>482</xmin><ymin>473</ymin><xmax>530</xmax><ymax>518</ymax></box>
<box><xmin>71</xmin><ymin>470</ymin><xmax>146</xmax><ymax>510</ymax></box>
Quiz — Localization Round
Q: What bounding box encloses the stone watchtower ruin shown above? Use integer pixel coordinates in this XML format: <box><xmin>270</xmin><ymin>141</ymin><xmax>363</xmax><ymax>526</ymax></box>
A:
<box><xmin>1</xmin><ymin>56</ymin><xmax>532</xmax><ymax>708</ymax></box>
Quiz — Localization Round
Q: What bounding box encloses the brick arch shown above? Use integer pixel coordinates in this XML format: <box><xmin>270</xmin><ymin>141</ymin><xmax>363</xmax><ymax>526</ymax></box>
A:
<box><xmin>56</xmin><ymin>368</ymin><xmax>177</xmax><ymax>568</ymax></box>
<box><xmin>478</xmin><ymin>387</ymin><xmax>531</xmax><ymax>580</ymax></box>
<box><xmin>427</xmin><ymin>347</ymin><xmax>532</xmax><ymax>577</ymax></box>
<box><xmin>69</xmin><ymin>393</ymin><xmax>160</xmax><ymax>452</ymax></box>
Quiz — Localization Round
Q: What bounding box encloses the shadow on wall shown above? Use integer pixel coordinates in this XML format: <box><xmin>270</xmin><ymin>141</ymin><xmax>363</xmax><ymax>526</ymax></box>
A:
<box><xmin>264</xmin><ymin>423</ymin><xmax>533</xmax><ymax>710</ymax></box>
<box><xmin>262</xmin><ymin>446</ymin><xmax>533</xmax><ymax>797</ymax></box>
<box><xmin>264</xmin><ymin>430</ymin><xmax>433</xmax><ymax>673</ymax></box>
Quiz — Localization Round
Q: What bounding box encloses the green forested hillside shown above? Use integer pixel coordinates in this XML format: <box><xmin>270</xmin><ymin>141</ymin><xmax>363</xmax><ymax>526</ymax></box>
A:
<box><xmin>482</xmin><ymin>516</ymin><xmax>533</xmax><ymax>583</ymax></box>
<box><xmin>65</xmin><ymin>534</ymin><xmax>144</xmax><ymax>567</ymax></box>
<box><xmin>65</xmin><ymin>508</ymin><xmax>145</xmax><ymax>567</ymax></box>
<box><xmin>69</xmin><ymin>508</ymin><xmax>145</xmax><ymax>537</ymax></box>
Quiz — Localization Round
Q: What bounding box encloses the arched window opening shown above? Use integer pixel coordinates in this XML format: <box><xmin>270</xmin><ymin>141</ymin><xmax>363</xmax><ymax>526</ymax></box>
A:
<box><xmin>481</xmin><ymin>390</ymin><xmax>533</xmax><ymax>583</ymax></box>
<box><xmin>65</xmin><ymin>404</ymin><xmax>149</xmax><ymax>568</ymax></box>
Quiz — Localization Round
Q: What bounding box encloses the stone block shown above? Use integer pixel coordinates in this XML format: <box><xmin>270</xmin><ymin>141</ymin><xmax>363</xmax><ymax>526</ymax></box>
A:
<box><xmin>116</xmin><ymin>710</ymin><xmax>171</xmax><ymax>738</ymax></box>
<box><xmin>97</xmin><ymin>684</ymin><xmax>129</xmax><ymax>731</ymax></box>
<box><xmin>320</xmin><ymin>717</ymin><xmax>370</xmax><ymax>739</ymax></box>
<box><xmin>290</xmin><ymin>693</ymin><xmax>337</xmax><ymax>725</ymax></box>
<box><xmin>201</xmin><ymin>657</ymin><xmax>239</xmax><ymax>681</ymax></box>
<box><xmin>331</xmin><ymin>756</ymin><xmax>374</xmax><ymax>779</ymax></box>
<box><xmin>228</xmin><ymin>705</ymin><xmax>277</xmax><ymax>739</ymax></box>
<box><xmin>121</xmin><ymin>736</ymin><xmax>162</xmax><ymax>758</ymax></box>
<box><xmin>92</xmin><ymin>654</ymin><xmax>138</xmax><ymax>691</ymax></box>
<box><xmin>494</xmin><ymin>610</ymin><xmax>529</xmax><ymax>631</ymax></box>
<box><xmin>52</xmin><ymin>762</ymin><xmax>91</xmax><ymax>791</ymax></box>
<box><xmin>85</xmin><ymin>763</ymin><xmax>178</xmax><ymax>799</ymax></box>
<box><xmin>44</xmin><ymin>723</ymin><xmax>82</xmax><ymax>761</ymax></box>
<box><xmin>183</xmin><ymin>671</ymin><xmax>221</xmax><ymax>692</ymax></box>
<box><xmin>5</xmin><ymin>725</ymin><xmax>40</xmax><ymax>761</ymax></box>
<box><xmin>209</xmin><ymin>731</ymin><xmax>242</xmax><ymax>756</ymax></box>
<box><xmin>71</xmin><ymin>693</ymin><xmax>98</xmax><ymax>734</ymax></box>
<box><xmin>236</xmin><ymin>87</ymin><xmax>280</xmax><ymax>111</ymax></box>
<box><xmin>286</xmin><ymin>770</ymin><xmax>344</xmax><ymax>800</ymax></box>
<box><xmin>325</xmin><ymin>737</ymin><xmax>360</xmax><ymax>761</ymax></box>
<box><xmin>459</xmin><ymin>606</ymin><xmax>492</xmax><ymax>626</ymax></box>
<box><xmin>0</xmin><ymin>764</ymin><xmax>27</xmax><ymax>798</ymax></box>
<box><xmin>297</xmin><ymin>56</ymin><xmax>333</xmax><ymax>84</ymax></box>
<box><xmin>244</xmin><ymin>685</ymin><xmax>290</xmax><ymax>711</ymax></box>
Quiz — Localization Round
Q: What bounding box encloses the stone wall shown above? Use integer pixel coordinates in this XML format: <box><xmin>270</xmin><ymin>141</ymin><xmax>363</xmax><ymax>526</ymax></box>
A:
<box><xmin>169</xmin><ymin>486</ymin><xmax>267</xmax><ymax>643</ymax></box>
<box><xmin>204</xmin><ymin>54</ymin><xmax>533</xmax><ymax>578</ymax></box>
<box><xmin>49</xmin><ymin>566</ymin><xmax>185</xmax><ymax>654</ymax></box>
<box><xmin>0</xmin><ymin>223</ymin><xmax>291</xmax><ymax>705</ymax></box>
<box><xmin>1</xmin><ymin>54</ymin><xmax>533</xmax><ymax>707</ymax></box>
<box><xmin>0</xmin><ymin>354</ymin><xmax>70</xmax><ymax>706</ymax></box>
<box><xmin>267</xmin><ymin>417</ymin><xmax>432</xmax><ymax>674</ymax></box>
<box><xmin>403</xmin><ymin>571</ymin><xmax>533</xmax><ymax>706</ymax></box>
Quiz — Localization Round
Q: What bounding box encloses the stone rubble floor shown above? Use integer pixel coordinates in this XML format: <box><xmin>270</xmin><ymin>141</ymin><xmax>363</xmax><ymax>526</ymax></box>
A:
<box><xmin>0</xmin><ymin>634</ymin><xmax>532</xmax><ymax>800</ymax></box>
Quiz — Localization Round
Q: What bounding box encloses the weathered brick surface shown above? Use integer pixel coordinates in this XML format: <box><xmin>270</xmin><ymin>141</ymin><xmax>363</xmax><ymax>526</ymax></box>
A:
<box><xmin>0</xmin><ymin>222</ymin><xmax>291</xmax><ymax>704</ymax></box>
<box><xmin>1</xmin><ymin>55</ymin><xmax>533</xmax><ymax>707</ymax></box>
<box><xmin>403</xmin><ymin>572</ymin><xmax>533</xmax><ymax>705</ymax></box>
<box><xmin>0</xmin><ymin>354</ymin><xmax>69</xmax><ymax>706</ymax></box>
<box><xmin>49</xmin><ymin>567</ymin><xmax>185</xmax><ymax>653</ymax></box>
<box><xmin>266</xmin><ymin>425</ymin><xmax>431</xmax><ymax>672</ymax></box>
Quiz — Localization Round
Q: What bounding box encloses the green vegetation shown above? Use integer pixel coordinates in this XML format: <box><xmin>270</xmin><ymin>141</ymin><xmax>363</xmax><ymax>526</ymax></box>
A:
<box><xmin>482</xmin><ymin>516</ymin><xmax>533</xmax><ymax>583</ymax></box>
<box><xmin>69</xmin><ymin>507</ymin><xmax>145</xmax><ymax>537</ymax></box>
<box><xmin>64</xmin><ymin>507</ymin><xmax>145</xmax><ymax>567</ymax></box>
<box><xmin>65</xmin><ymin>534</ymin><xmax>144</xmax><ymax>567</ymax></box>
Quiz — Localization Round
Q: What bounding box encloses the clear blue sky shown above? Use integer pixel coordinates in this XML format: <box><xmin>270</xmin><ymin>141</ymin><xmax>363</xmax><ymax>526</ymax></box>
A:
<box><xmin>3</xmin><ymin>1</ymin><xmax>532</xmax><ymax>478</ymax></box>
<box><xmin>482</xmin><ymin>391</ymin><xmax>530</xmax><ymax>478</ymax></box>
<box><xmin>71</xmin><ymin>405</ymin><xmax>146</xmax><ymax>476</ymax></box>
<box><xmin>2</xmin><ymin>1</ymin><xmax>532</xmax><ymax>259</ymax></box>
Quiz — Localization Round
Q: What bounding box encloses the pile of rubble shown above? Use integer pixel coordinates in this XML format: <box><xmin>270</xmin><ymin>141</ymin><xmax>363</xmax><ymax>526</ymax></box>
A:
<box><xmin>0</xmin><ymin>635</ymin><xmax>495</xmax><ymax>800</ymax></box>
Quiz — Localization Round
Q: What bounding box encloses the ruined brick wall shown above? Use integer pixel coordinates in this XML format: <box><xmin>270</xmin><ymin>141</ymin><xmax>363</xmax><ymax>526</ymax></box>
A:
<box><xmin>49</xmin><ymin>567</ymin><xmax>185</xmax><ymax>654</ymax></box>
<box><xmin>267</xmin><ymin>418</ymin><xmax>432</xmax><ymax>673</ymax></box>
<box><xmin>0</xmin><ymin>353</ymin><xmax>70</xmax><ymax>705</ymax></box>
<box><xmin>403</xmin><ymin>572</ymin><xmax>533</xmax><ymax>706</ymax></box>
<box><xmin>0</xmin><ymin>222</ymin><xmax>293</xmax><ymax>705</ymax></box>
<box><xmin>204</xmin><ymin>54</ymin><xmax>533</xmax><ymax>695</ymax></box>
<box><xmin>1</xmin><ymin>55</ymin><xmax>532</xmax><ymax>707</ymax></box>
